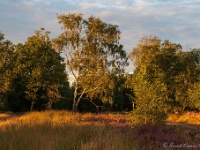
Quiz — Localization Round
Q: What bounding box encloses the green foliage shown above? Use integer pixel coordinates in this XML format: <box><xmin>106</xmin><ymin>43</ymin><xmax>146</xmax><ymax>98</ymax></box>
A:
<box><xmin>11</xmin><ymin>29</ymin><xmax>68</xmax><ymax>111</ymax></box>
<box><xmin>0</xmin><ymin>33</ymin><xmax>14</xmax><ymax>93</ymax></box>
<box><xmin>0</xmin><ymin>32</ymin><xmax>14</xmax><ymax>110</ymax></box>
<box><xmin>187</xmin><ymin>82</ymin><xmax>200</xmax><ymax>110</ymax></box>
<box><xmin>127</xmin><ymin>36</ymin><xmax>168</xmax><ymax>123</ymax></box>
<box><xmin>129</xmin><ymin>68</ymin><xmax>167</xmax><ymax>124</ymax></box>
<box><xmin>186</xmin><ymin>49</ymin><xmax>200</xmax><ymax>111</ymax></box>
<box><xmin>128</xmin><ymin>36</ymin><xmax>200</xmax><ymax>124</ymax></box>
<box><xmin>111</xmin><ymin>75</ymin><xmax>133</xmax><ymax>111</ymax></box>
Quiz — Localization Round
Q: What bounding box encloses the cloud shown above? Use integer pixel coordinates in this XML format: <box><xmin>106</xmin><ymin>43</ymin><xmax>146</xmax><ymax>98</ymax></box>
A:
<box><xmin>1</xmin><ymin>0</ymin><xmax>200</xmax><ymax>72</ymax></box>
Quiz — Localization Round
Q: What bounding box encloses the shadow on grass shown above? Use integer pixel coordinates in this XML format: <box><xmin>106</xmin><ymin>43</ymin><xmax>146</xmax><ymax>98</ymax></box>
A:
<box><xmin>0</xmin><ymin>111</ymin><xmax>28</xmax><ymax>121</ymax></box>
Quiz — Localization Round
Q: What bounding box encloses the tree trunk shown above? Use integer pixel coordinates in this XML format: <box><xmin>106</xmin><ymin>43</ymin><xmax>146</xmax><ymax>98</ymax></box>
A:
<box><xmin>30</xmin><ymin>101</ymin><xmax>34</xmax><ymax>112</ymax></box>
<box><xmin>72</xmin><ymin>99</ymin><xmax>78</xmax><ymax>112</ymax></box>
<box><xmin>46</xmin><ymin>100</ymin><xmax>52</xmax><ymax>110</ymax></box>
<box><xmin>72</xmin><ymin>97</ymin><xmax>81</xmax><ymax>112</ymax></box>
<box><xmin>72</xmin><ymin>87</ymin><xmax>85</xmax><ymax>112</ymax></box>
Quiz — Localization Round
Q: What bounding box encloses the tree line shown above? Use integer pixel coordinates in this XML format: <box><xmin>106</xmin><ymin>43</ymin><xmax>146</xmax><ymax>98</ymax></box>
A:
<box><xmin>1</xmin><ymin>13</ymin><xmax>200</xmax><ymax>123</ymax></box>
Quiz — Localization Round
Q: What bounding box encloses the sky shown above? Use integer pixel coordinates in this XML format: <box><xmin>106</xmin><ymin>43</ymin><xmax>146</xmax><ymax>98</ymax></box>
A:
<box><xmin>1</xmin><ymin>0</ymin><xmax>200</xmax><ymax>72</ymax></box>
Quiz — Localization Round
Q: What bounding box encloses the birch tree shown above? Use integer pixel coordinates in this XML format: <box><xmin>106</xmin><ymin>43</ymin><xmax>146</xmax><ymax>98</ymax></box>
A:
<box><xmin>53</xmin><ymin>13</ymin><xmax>128</xmax><ymax>112</ymax></box>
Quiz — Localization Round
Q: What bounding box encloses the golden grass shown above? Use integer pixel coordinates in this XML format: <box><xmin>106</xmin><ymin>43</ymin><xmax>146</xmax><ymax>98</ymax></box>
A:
<box><xmin>167</xmin><ymin>111</ymin><xmax>200</xmax><ymax>125</ymax></box>
<box><xmin>0</xmin><ymin>111</ymin><xmax>200</xmax><ymax>150</ymax></box>
<box><xmin>0</xmin><ymin>111</ymin><xmax>133</xmax><ymax>128</ymax></box>
<box><xmin>0</xmin><ymin>111</ymin><xmax>135</xmax><ymax>150</ymax></box>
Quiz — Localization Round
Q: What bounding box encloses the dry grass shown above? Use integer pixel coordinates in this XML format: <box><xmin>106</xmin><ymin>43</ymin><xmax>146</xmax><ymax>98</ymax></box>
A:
<box><xmin>0</xmin><ymin>111</ymin><xmax>200</xmax><ymax>150</ymax></box>
<box><xmin>167</xmin><ymin>111</ymin><xmax>200</xmax><ymax>125</ymax></box>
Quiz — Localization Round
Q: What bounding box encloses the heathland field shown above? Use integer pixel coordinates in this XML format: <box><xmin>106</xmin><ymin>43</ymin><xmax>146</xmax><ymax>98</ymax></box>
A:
<box><xmin>0</xmin><ymin>111</ymin><xmax>200</xmax><ymax>150</ymax></box>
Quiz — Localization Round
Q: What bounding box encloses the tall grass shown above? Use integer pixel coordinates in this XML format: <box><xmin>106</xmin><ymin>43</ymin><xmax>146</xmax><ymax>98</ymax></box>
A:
<box><xmin>167</xmin><ymin>111</ymin><xmax>200</xmax><ymax>125</ymax></box>
<box><xmin>0</xmin><ymin>111</ymin><xmax>200</xmax><ymax>150</ymax></box>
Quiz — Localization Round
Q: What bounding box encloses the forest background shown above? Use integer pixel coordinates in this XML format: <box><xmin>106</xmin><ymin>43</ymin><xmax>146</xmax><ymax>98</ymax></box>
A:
<box><xmin>1</xmin><ymin>13</ymin><xmax>200</xmax><ymax>123</ymax></box>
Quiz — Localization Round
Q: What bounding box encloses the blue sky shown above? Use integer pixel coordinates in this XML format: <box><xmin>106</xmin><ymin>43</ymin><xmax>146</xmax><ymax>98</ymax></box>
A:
<box><xmin>1</xmin><ymin>0</ymin><xmax>200</xmax><ymax>71</ymax></box>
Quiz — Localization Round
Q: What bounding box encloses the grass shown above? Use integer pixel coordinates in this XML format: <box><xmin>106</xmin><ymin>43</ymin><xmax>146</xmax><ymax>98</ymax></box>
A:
<box><xmin>167</xmin><ymin>111</ymin><xmax>200</xmax><ymax>125</ymax></box>
<box><xmin>0</xmin><ymin>110</ymin><xmax>200</xmax><ymax>150</ymax></box>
